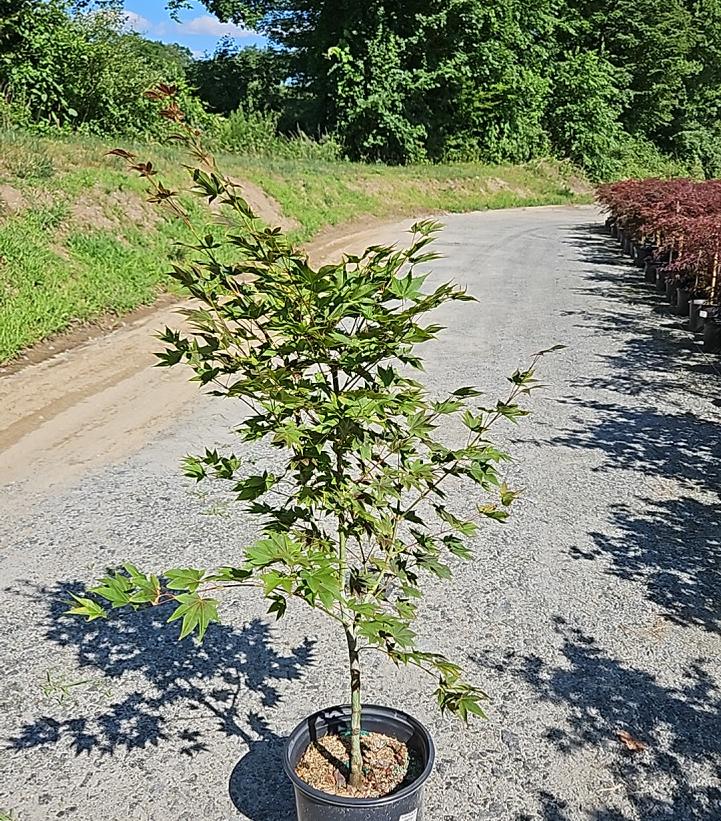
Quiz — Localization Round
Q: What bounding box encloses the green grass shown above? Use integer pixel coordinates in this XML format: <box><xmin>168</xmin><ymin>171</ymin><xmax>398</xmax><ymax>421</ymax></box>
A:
<box><xmin>0</xmin><ymin>130</ymin><xmax>591</xmax><ymax>363</ymax></box>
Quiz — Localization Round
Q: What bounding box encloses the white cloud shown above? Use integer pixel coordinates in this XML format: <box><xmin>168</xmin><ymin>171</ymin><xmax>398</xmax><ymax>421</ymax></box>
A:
<box><xmin>122</xmin><ymin>10</ymin><xmax>152</xmax><ymax>33</ymax></box>
<box><xmin>118</xmin><ymin>11</ymin><xmax>254</xmax><ymax>44</ymax></box>
<box><xmin>177</xmin><ymin>15</ymin><xmax>252</xmax><ymax>37</ymax></box>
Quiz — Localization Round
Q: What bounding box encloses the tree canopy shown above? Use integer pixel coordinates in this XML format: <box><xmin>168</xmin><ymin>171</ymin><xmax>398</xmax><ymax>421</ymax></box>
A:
<box><xmin>179</xmin><ymin>0</ymin><xmax>721</xmax><ymax>175</ymax></box>
<box><xmin>2</xmin><ymin>0</ymin><xmax>720</xmax><ymax>177</ymax></box>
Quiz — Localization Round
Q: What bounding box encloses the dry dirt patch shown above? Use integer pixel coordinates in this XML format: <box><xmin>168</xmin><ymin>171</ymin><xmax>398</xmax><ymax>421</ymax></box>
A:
<box><xmin>212</xmin><ymin>178</ymin><xmax>299</xmax><ymax>232</ymax></box>
<box><xmin>70</xmin><ymin>184</ymin><xmax>159</xmax><ymax>232</ymax></box>
<box><xmin>0</xmin><ymin>183</ymin><xmax>25</xmax><ymax>216</ymax></box>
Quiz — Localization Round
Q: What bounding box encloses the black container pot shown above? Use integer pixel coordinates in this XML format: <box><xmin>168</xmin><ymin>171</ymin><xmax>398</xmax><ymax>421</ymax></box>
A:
<box><xmin>655</xmin><ymin>269</ymin><xmax>667</xmax><ymax>292</ymax></box>
<box><xmin>676</xmin><ymin>288</ymin><xmax>691</xmax><ymax>316</ymax></box>
<box><xmin>284</xmin><ymin>704</ymin><xmax>435</xmax><ymax>821</ymax></box>
<box><xmin>610</xmin><ymin>222</ymin><xmax>618</xmax><ymax>238</ymax></box>
<box><xmin>634</xmin><ymin>243</ymin><xmax>655</xmax><ymax>268</ymax></box>
<box><xmin>703</xmin><ymin>316</ymin><xmax>721</xmax><ymax>353</ymax></box>
<box><xmin>623</xmin><ymin>237</ymin><xmax>633</xmax><ymax>256</ymax></box>
<box><xmin>644</xmin><ymin>260</ymin><xmax>657</xmax><ymax>284</ymax></box>
<box><xmin>689</xmin><ymin>300</ymin><xmax>707</xmax><ymax>333</ymax></box>
<box><xmin>665</xmin><ymin>278</ymin><xmax>677</xmax><ymax>305</ymax></box>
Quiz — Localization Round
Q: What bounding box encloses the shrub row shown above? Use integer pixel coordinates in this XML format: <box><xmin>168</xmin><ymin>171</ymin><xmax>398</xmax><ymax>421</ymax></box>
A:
<box><xmin>597</xmin><ymin>179</ymin><xmax>721</xmax><ymax>305</ymax></box>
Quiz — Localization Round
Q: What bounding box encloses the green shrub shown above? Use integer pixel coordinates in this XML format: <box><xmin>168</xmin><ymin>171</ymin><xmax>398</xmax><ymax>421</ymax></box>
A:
<box><xmin>190</xmin><ymin>44</ymin><xmax>290</xmax><ymax>116</ymax></box>
<box><xmin>217</xmin><ymin>107</ymin><xmax>342</xmax><ymax>161</ymax></box>
<box><xmin>545</xmin><ymin>52</ymin><xmax>623</xmax><ymax>181</ymax></box>
<box><xmin>0</xmin><ymin>0</ymin><xmax>214</xmax><ymax>138</ymax></box>
<box><xmin>71</xmin><ymin>92</ymin><xmax>557</xmax><ymax>790</ymax></box>
<box><xmin>611</xmin><ymin>134</ymin><xmax>697</xmax><ymax>180</ymax></box>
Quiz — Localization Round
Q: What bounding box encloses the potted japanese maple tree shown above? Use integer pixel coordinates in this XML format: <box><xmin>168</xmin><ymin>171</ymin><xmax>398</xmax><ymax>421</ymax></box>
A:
<box><xmin>70</xmin><ymin>87</ymin><xmax>554</xmax><ymax>820</ymax></box>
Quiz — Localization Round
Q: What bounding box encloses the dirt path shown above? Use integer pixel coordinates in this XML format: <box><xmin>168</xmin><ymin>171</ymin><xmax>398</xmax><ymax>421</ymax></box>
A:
<box><xmin>0</xmin><ymin>217</ymin><xmax>414</xmax><ymax>496</ymax></box>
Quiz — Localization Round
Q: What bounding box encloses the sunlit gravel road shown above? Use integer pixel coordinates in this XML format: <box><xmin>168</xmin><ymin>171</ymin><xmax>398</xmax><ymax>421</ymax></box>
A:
<box><xmin>2</xmin><ymin>205</ymin><xmax>720</xmax><ymax>820</ymax></box>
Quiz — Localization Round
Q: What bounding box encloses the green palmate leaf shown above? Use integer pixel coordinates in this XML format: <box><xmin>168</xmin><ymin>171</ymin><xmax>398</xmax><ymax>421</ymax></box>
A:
<box><xmin>495</xmin><ymin>402</ymin><xmax>530</xmax><ymax>423</ymax></box>
<box><xmin>376</xmin><ymin>365</ymin><xmax>397</xmax><ymax>387</ymax></box>
<box><xmin>128</xmin><ymin>574</ymin><xmax>161</xmax><ymax>605</ymax></box>
<box><xmin>432</xmin><ymin>398</ymin><xmax>464</xmax><ymax>414</ymax></box>
<box><xmin>415</xmin><ymin>554</ymin><xmax>453</xmax><ymax>579</ymax></box>
<box><xmin>165</xmin><ymin>568</ymin><xmax>205</xmax><ymax>592</ymax></box>
<box><xmin>443</xmin><ymin>535</ymin><xmax>473</xmax><ymax>560</ymax></box>
<box><xmin>182</xmin><ymin>455</ymin><xmax>207</xmax><ymax>482</ymax></box>
<box><xmin>261</xmin><ymin>569</ymin><xmax>294</xmax><ymax>595</ymax></box>
<box><xmin>499</xmin><ymin>482</ymin><xmax>522</xmax><ymax>507</ymax></box>
<box><xmin>436</xmin><ymin>686</ymin><xmax>488</xmax><ymax>722</ymax></box>
<box><xmin>66</xmin><ymin>595</ymin><xmax>107</xmax><ymax>621</ymax></box>
<box><xmin>462</xmin><ymin>409</ymin><xmax>485</xmax><ymax>432</ymax></box>
<box><xmin>267</xmin><ymin>594</ymin><xmax>288</xmax><ymax>620</ymax></box>
<box><xmin>167</xmin><ymin>593</ymin><xmax>219</xmax><ymax>641</ymax></box>
<box><xmin>434</xmin><ymin>505</ymin><xmax>478</xmax><ymax>536</ymax></box>
<box><xmin>90</xmin><ymin>573</ymin><xmax>133</xmax><ymax>608</ymax></box>
<box><xmin>477</xmin><ymin>503</ymin><xmax>510</xmax><ymax>523</ymax></box>
<box><xmin>233</xmin><ymin>472</ymin><xmax>279</xmax><ymax>501</ymax></box>
<box><xmin>207</xmin><ymin>566</ymin><xmax>254</xmax><ymax>583</ymax></box>
<box><xmin>452</xmin><ymin>386</ymin><xmax>483</xmax><ymax>398</ymax></box>
<box><xmin>245</xmin><ymin>532</ymin><xmax>302</xmax><ymax>568</ymax></box>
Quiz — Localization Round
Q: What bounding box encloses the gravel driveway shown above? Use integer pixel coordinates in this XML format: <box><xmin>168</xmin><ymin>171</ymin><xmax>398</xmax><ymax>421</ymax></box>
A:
<box><xmin>1</xmin><ymin>205</ymin><xmax>719</xmax><ymax>820</ymax></box>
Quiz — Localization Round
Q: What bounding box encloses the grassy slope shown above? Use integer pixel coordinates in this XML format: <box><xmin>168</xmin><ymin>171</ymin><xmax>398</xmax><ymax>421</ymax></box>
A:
<box><xmin>0</xmin><ymin>131</ymin><xmax>591</xmax><ymax>363</ymax></box>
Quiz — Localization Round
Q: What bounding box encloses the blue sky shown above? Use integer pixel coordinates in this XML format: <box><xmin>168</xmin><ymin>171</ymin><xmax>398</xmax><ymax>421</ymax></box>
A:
<box><xmin>123</xmin><ymin>0</ymin><xmax>267</xmax><ymax>58</ymax></box>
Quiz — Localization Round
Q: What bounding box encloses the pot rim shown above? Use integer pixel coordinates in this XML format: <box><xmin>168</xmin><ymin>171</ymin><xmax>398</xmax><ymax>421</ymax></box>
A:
<box><xmin>282</xmin><ymin>702</ymin><xmax>435</xmax><ymax>808</ymax></box>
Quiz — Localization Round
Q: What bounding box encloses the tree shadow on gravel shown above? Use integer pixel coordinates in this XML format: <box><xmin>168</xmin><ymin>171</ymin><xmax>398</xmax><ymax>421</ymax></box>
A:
<box><xmin>552</xmin><ymin>395</ymin><xmax>721</xmax><ymax>494</ymax></box>
<box><xmin>227</xmin><ymin>712</ymin><xmax>296</xmax><ymax>820</ymax></box>
<box><xmin>575</xmin><ymin>494</ymin><xmax>721</xmax><ymax>634</ymax></box>
<box><xmin>548</xmin><ymin>224</ymin><xmax>721</xmax><ymax>635</ymax></box>
<box><xmin>562</xmin><ymin>223</ymin><xmax>720</xmax><ymax>402</ymax></box>
<box><xmin>477</xmin><ymin>618</ymin><xmax>721</xmax><ymax>821</ymax></box>
<box><xmin>7</xmin><ymin>580</ymin><xmax>312</xmax><ymax>818</ymax></box>
<box><xmin>549</xmin><ymin>397</ymin><xmax>720</xmax><ymax>637</ymax></box>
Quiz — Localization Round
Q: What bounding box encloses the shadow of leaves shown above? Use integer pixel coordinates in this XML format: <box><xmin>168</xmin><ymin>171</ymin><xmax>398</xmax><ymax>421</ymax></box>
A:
<box><xmin>8</xmin><ymin>580</ymin><xmax>315</xmax><ymax>760</ymax></box>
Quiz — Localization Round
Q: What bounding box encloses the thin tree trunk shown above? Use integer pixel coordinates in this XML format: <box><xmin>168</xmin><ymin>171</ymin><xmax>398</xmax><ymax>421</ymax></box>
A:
<box><xmin>711</xmin><ymin>251</ymin><xmax>719</xmax><ymax>301</ymax></box>
<box><xmin>345</xmin><ymin>627</ymin><xmax>364</xmax><ymax>788</ymax></box>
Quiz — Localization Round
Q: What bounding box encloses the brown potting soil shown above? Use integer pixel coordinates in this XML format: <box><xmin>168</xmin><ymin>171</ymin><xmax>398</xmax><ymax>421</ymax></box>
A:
<box><xmin>294</xmin><ymin>731</ymin><xmax>420</xmax><ymax>799</ymax></box>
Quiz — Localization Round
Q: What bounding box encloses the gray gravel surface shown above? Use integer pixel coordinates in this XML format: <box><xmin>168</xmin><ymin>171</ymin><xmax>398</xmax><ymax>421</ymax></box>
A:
<box><xmin>1</xmin><ymin>205</ymin><xmax>720</xmax><ymax>821</ymax></box>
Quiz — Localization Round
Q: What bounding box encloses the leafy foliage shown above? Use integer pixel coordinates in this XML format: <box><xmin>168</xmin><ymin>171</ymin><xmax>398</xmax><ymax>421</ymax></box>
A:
<box><xmin>216</xmin><ymin>106</ymin><xmax>341</xmax><ymax>159</ymax></box>
<box><xmin>598</xmin><ymin>177</ymin><xmax>721</xmax><ymax>302</ymax></box>
<box><xmin>70</xmin><ymin>88</ymin><xmax>557</xmax><ymax>786</ymax></box>
<box><xmin>179</xmin><ymin>0</ymin><xmax>721</xmax><ymax>176</ymax></box>
<box><xmin>189</xmin><ymin>41</ymin><xmax>288</xmax><ymax>116</ymax></box>
<box><xmin>0</xmin><ymin>0</ymin><xmax>212</xmax><ymax>136</ymax></box>
<box><xmin>544</xmin><ymin>52</ymin><xmax>623</xmax><ymax>181</ymax></box>
<box><xmin>4</xmin><ymin>0</ymin><xmax>721</xmax><ymax>175</ymax></box>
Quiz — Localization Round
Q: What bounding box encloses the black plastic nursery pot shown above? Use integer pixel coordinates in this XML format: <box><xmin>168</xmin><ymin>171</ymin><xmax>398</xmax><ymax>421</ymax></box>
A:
<box><xmin>655</xmin><ymin>268</ymin><xmax>667</xmax><ymax>292</ymax></box>
<box><xmin>634</xmin><ymin>244</ymin><xmax>654</xmax><ymax>268</ymax></box>
<box><xmin>665</xmin><ymin>278</ymin><xmax>677</xmax><ymax>305</ymax></box>
<box><xmin>689</xmin><ymin>300</ymin><xmax>707</xmax><ymax>333</ymax></box>
<box><xmin>676</xmin><ymin>288</ymin><xmax>691</xmax><ymax>316</ymax></box>
<box><xmin>283</xmin><ymin>704</ymin><xmax>435</xmax><ymax>821</ymax></box>
<box><xmin>703</xmin><ymin>316</ymin><xmax>721</xmax><ymax>353</ymax></box>
<box><xmin>644</xmin><ymin>260</ymin><xmax>657</xmax><ymax>284</ymax></box>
